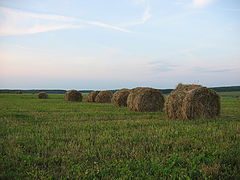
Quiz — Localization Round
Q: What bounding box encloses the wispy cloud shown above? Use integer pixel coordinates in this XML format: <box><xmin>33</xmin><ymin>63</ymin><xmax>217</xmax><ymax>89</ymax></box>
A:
<box><xmin>193</xmin><ymin>67</ymin><xmax>234</xmax><ymax>73</ymax></box>
<box><xmin>148</xmin><ymin>60</ymin><xmax>180</xmax><ymax>72</ymax></box>
<box><xmin>155</xmin><ymin>11</ymin><xmax>199</xmax><ymax>26</ymax></box>
<box><xmin>175</xmin><ymin>0</ymin><xmax>215</xmax><ymax>8</ymax></box>
<box><xmin>0</xmin><ymin>24</ymin><xmax>83</xmax><ymax>36</ymax></box>
<box><xmin>220</xmin><ymin>8</ymin><xmax>240</xmax><ymax>12</ymax></box>
<box><xmin>190</xmin><ymin>0</ymin><xmax>215</xmax><ymax>8</ymax></box>
<box><xmin>121</xmin><ymin>0</ymin><xmax>152</xmax><ymax>27</ymax></box>
<box><xmin>134</xmin><ymin>0</ymin><xmax>147</xmax><ymax>5</ymax></box>
<box><xmin>0</xmin><ymin>6</ymin><xmax>76</xmax><ymax>22</ymax></box>
<box><xmin>0</xmin><ymin>7</ymin><xmax>131</xmax><ymax>36</ymax></box>
<box><xmin>141</xmin><ymin>5</ymin><xmax>152</xmax><ymax>23</ymax></box>
<box><xmin>146</xmin><ymin>45</ymin><xmax>217</xmax><ymax>73</ymax></box>
<box><xmin>127</xmin><ymin>5</ymin><xmax>151</xmax><ymax>26</ymax></box>
<box><xmin>174</xmin><ymin>0</ymin><xmax>189</xmax><ymax>6</ymax></box>
<box><xmin>83</xmin><ymin>21</ymin><xmax>131</xmax><ymax>33</ymax></box>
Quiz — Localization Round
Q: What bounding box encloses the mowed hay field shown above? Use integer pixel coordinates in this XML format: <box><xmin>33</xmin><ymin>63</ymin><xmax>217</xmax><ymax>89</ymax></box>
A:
<box><xmin>0</xmin><ymin>92</ymin><xmax>240</xmax><ymax>179</ymax></box>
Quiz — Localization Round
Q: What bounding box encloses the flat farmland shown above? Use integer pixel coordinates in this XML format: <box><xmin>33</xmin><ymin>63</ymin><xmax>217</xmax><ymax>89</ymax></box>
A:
<box><xmin>0</xmin><ymin>93</ymin><xmax>240</xmax><ymax>179</ymax></box>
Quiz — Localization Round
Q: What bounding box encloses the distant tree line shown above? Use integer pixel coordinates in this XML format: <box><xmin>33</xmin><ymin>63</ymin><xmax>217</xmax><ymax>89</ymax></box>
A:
<box><xmin>0</xmin><ymin>86</ymin><xmax>239</xmax><ymax>94</ymax></box>
<box><xmin>210</xmin><ymin>86</ymin><xmax>240</xmax><ymax>92</ymax></box>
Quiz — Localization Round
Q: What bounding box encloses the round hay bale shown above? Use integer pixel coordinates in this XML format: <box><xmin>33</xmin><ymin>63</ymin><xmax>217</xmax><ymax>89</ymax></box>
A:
<box><xmin>182</xmin><ymin>87</ymin><xmax>220</xmax><ymax>120</ymax></box>
<box><xmin>16</xmin><ymin>91</ymin><xmax>23</xmax><ymax>94</ymax></box>
<box><xmin>38</xmin><ymin>92</ymin><xmax>48</xmax><ymax>99</ymax></box>
<box><xmin>87</xmin><ymin>91</ymin><xmax>100</xmax><ymax>102</ymax></box>
<box><xmin>126</xmin><ymin>87</ymin><xmax>143</xmax><ymax>110</ymax></box>
<box><xmin>95</xmin><ymin>90</ymin><xmax>113</xmax><ymax>103</ymax></box>
<box><xmin>165</xmin><ymin>84</ymin><xmax>220</xmax><ymax>120</ymax></box>
<box><xmin>111</xmin><ymin>88</ymin><xmax>130</xmax><ymax>107</ymax></box>
<box><xmin>127</xmin><ymin>87</ymin><xmax>165</xmax><ymax>112</ymax></box>
<box><xmin>64</xmin><ymin>90</ymin><xmax>83</xmax><ymax>102</ymax></box>
<box><xmin>165</xmin><ymin>84</ymin><xmax>202</xmax><ymax>119</ymax></box>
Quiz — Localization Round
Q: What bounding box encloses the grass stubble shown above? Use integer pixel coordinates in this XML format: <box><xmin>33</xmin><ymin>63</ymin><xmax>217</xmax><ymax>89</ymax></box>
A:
<box><xmin>0</xmin><ymin>93</ymin><xmax>240</xmax><ymax>179</ymax></box>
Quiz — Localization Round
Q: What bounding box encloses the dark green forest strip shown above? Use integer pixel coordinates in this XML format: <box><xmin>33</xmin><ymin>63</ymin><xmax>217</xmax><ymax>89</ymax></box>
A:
<box><xmin>0</xmin><ymin>85</ymin><xmax>240</xmax><ymax>94</ymax></box>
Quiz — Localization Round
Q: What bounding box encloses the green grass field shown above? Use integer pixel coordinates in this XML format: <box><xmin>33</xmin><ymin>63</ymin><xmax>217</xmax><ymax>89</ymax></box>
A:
<box><xmin>0</xmin><ymin>93</ymin><xmax>240</xmax><ymax>179</ymax></box>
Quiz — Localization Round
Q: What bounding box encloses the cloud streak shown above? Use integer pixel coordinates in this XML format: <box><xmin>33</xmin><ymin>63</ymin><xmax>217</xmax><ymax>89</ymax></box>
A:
<box><xmin>190</xmin><ymin>0</ymin><xmax>215</xmax><ymax>8</ymax></box>
<box><xmin>148</xmin><ymin>60</ymin><xmax>179</xmax><ymax>72</ymax></box>
<box><xmin>127</xmin><ymin>5</ymin><xmax>151</xmax><ymax>26</ymax></box>
<box><xmin>82</xmin><ymin>21</ymin><xmax>131</xmax><ymax>33</ymax></box>
<box><xmin>193</xmin><ymin>67</ymin><xmax>234</xmax><ymax>73</ymax></box>
<box><xmin>0</xmin><ymin>7</ymin><xmax>131</xmax><ymax>36</ymax></box>
<box><xmin>121</xmin><ymin>0</ymin><xmax>152</xmax><ymax>27</ymax></box>
<box><xmin>221</xmin><ymin>8</ymin><xmax>240</xmax><ymax>12</ymax></box>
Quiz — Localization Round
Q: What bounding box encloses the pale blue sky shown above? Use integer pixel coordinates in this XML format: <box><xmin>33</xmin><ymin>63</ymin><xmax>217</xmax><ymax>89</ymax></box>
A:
<box><xmin>0</xmin><ymin>0</ymin><xmax>239</xmax><ymax>90</ymax></box>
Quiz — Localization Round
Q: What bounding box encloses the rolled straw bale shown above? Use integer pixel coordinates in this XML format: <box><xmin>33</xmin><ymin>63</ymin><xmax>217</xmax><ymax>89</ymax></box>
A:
<box><xmin>38</xmin><ymin>92</ymin><xmax>48</xmax><ymax>99</ymax></box>
<box><xmin>182</xmin><ymin>87</ymin><xmax>220</xmax><ymax>119</ymax></box>
<box><xmin>87</xmin><ymin>91</ymin><xmax>100</xmax><ymax>102</ymax></box>
<box><xmin>165</xmin><ymin>84</ymin><xmax>220</xmax><ymax>120</ymax></box>
<box><xmin>64</xmin><ymin>90</ymin><xmax>83</xmax><ymax>102</ymax></box>
<box><xmin>111</xmin><ymin>88</ymin><xmax>130</xmax><ymax>107</ymax></box>
<box><xmin>95</xmin><ymin>90</ymin><xmax>113</xmax><ymax>103</ymax></box>
<box><xmin>127</xmin><ymin>87</ymin><xmax>165</xmax><ymax>112</ymax></box>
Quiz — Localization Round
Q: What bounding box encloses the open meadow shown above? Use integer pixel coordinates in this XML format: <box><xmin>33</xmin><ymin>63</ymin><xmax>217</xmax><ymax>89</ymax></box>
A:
<box><xmin>0</xmin><ymin>92</ymin><xmax>240</xmax><ymax>179</ymax></box>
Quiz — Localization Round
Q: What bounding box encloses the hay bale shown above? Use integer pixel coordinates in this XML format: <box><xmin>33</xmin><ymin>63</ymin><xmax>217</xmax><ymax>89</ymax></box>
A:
<box><xmin>182</xmin><ymin>87</ymin><xmax>221</xmax><ymax>119</ymax></box>
<box><xmin>111</xmin><ymin>88</ymin><xmax>130</xmax><ymax>107</ymax></box>
<box><xmin>87</xmin><ymin>91</ymin><xmax>100</xmax><ymax>102</ymax></box>
<box><xmin>127</xmin><ymin>87</ymin><xmax>165</xmax><ymax>112</ymax></box>
<box><xmin>16</xmin><ymin>91</ymin><xmax>23</xmax><ymax>94</ymax></box>
<box><xmin>165</xmin><ymin>84</ymin><xmax>201</xmax><ymax>119</ymax></box>
<box><xmin>38</xmin><ymin>92</ymin><xmax>48</xmax><ymax>99</ymax></box>
<box><xmin>95</xmin><ymin>90</ymin><xmax>113</xmax><ymax>103</ymax></box>
<box><xmin>165</xmin><ymin>84</ymin><xmax>220</xmax><ymax>120</ymax></box>
<box><xmin>126</xmin><ymin>87</ymin><xmax>143</xmax><ymax>111</ymax></box>
<box><xmin>64</xmin><ymin>90</ymin><xmax>83</xmax><ymax>102</ymax></box>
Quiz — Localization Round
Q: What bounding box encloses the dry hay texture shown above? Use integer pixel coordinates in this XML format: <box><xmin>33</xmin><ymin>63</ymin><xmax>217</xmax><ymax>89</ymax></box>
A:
<box><xmin>127</xmin><ymin>87</ymin><xmax>165</xmax><ymax>112</ymax></box>
<box><xmin>38</xmin><ymin>92</ymin><xmax>48</xmax><ymax>99</ymax></box>
<box><xmin>16</xmin><ymin>91</ymin><xmax>23</xmax><ymax>94</ymax></box>
<box><xmin>64</xmin><ymin>90</ymin><xmax>83</xmax><ymax>102</ymax></box>
<box><xmin>95</xmin><ymin>90</ymin><xmax>113</xmax><ymax>103</ymax></box>
<box><xmin>111</xmin><ymin>88</ymin><xmax>130</xmax><ymax>107</ymax></box>
<box><xmin>87</xmin><ymin>91</ymin><xmax>100</xmax><ymax>102</ymax></box>
<box><xmin>165</xmin><ymin>84</ymin><xmax>220</xmax><ymax>120</ymax></box>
